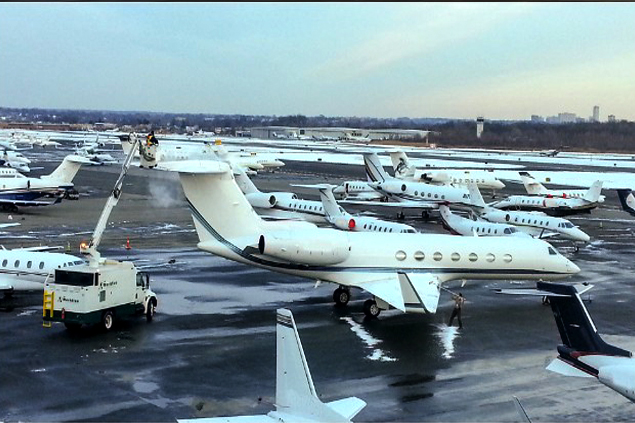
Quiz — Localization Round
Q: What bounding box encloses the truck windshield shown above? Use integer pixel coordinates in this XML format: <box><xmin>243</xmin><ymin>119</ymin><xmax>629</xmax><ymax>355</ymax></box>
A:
<box><xmin>55</xmin><ymin>270</ymin><xmax>96</xmax><ymax>287</ymax></box>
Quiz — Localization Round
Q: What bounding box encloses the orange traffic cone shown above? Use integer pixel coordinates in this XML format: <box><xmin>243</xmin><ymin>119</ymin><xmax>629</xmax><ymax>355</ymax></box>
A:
<box><xmin>125</xmin><ymin>237</ymin><xmax>131</xmax><ymax>250</ymax></box>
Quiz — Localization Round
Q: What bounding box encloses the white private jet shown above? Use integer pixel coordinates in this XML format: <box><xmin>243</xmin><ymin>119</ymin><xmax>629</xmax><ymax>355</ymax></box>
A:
<box><xmin>0</xmin><ymin>246</ymin><xmax>87</xmax><ymax>295</ymax></box>
<box><xmin>156</xmin><ymin>159</ymin><xmax>579</xmax><ymax>318</ymax></box>
<box><xmin>490</xmin><ymin>181</ymin><xmax>604</xmax><ymax>216</ymax></box>
<box><xmin>520</xmin><ymin>172</ymin><xmax>605</xmax><ymax>203</ymax></box>
<box><xmin>296</xmin><ymin>184</ymin><xmax>418</xmax><ymax>234</ymax></box>
<box><xmin>468</xmin><ymin>184</ymin><xmax>591</xmax><ymax>243</ymax></box>
<box><xmin>438</xmin><ymin>204</ymin><xmax>526</xmax><ymax>238</ymax></box>
<box><xmin>178</xmin><ymin>308</ymin><xmax>366</xmax><ymax>423</ymax></box>
<box><xmin>506</xmin><ymin>281</ymin><xmax>635</xmax><ymax>403</ymax></box>
<box><xmin>1</xmin><ymin>149</ymin><xmax>32</xmax><ymax>173</ymax></box>
<box><xmin>234</xmin><ymin>168</ymin><xmax>328</xmax><ymax>225</ymax></box>
<box><xmin>0</xmin><ymin>154</ymin><xmax>91</xmax><ymax>212</ymax></box>
<box><xmin>358</xmin><ymin>152</ymin><xmax>472</xmax><ymax>219</ymax></box>
<box><xmin>389</xmin><ymin>151</ymin><xmax>506</xmax><ymax>192</ymax></box>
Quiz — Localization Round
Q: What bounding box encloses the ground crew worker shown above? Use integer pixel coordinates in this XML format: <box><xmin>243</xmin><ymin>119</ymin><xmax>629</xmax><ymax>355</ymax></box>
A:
<box><xmin>146</xmin><ymin>130</ymin><xmax>159</xmax><ymax>146</ymax></box>
<box><xmin>448</xmin><ymin>292</ymin><xmax>465</xmax><ymax>329</ymax></box>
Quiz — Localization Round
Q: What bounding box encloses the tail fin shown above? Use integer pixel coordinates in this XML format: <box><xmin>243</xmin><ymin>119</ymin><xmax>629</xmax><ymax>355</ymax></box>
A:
<box><xmin>316</xmin><ymin>185</ymin><xmax>344</xmax><ymax>219</ymax></box>
<box><xmin>41</xmin><ymin>155</ymin><xmax>90</xmax><ymax>184</ymax></box>
<box><xmin>276</xmin><ymin>308</ymin><xmax>366</xmax><ymax>421</ymax></box>
<box><xmin>519</xmin><ymin>172</ymin><xmax>546</xmax><ymax>195</ymax></box>
<box><xmin>159</xmin><ymin>160</ymin><xmax>262</xmax><ymax>242</ymax></box>
<box><xmin>617</xmin><ymin>189</ymin><xmax>635</xmax><ymax>216</ymax></box>
<box><xmin>362</xmin><ymin>153</ymin><xmax>390</xmax><ymax>183</ymax></box>
<box><xmin>537</xmin><ymin>282</ymin><xmax>631</xmax><ymax>378</ymax></box>
<box><xmin>233</xmin><ymin>166</ymin><xmax>260</xmax><ymax>194</ymax></box>
<box><xmin>389</xmin><ymin>151</ymin><xmax>413</xmax><ymax>178</ymax></box>
<box><xmin>466</xmin><ymin>182</ymin><xmax>486</xmax><ymax>208</ymax></box>
<box><xmin>583</xmin><ymin>180</ymin><xmax>603</xmax><ymax>202</ymax></box>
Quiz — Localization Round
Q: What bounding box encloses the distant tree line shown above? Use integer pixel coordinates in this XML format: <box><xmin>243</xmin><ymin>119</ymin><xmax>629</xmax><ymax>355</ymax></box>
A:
<box><xmin>1</xmin><ymin>107</ymin><xmax>634</xmax><ymax>152</ymax></box>
<box><xmin>426</xmin><ymin>120</ymin><xmax>635</xmax><ymax>153</ymax></box>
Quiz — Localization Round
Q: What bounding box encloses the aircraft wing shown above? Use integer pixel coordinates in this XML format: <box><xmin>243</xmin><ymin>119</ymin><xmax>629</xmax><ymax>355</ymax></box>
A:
<box><xmin>0</xmin><ymin>197</ymin><xmax>62</xmax><ymax>207</ymax></box>
<box><xmin>340</xmin><ymin>199</ymin><xmax>438</xmax><ymax>210</ymax></box>
<box><xmin>177</xmin><ymin>415</ymin><xmax>276</xmax><ymax>423</ymax></box>
<box><xmin>0</xmin><ymin>283</ymin><xmax>14</xmax><ymax>293</ymax></box>
<box><xmin>350</xmin><ymin>272</ymin><xmax>442</xmax><ymax>313</ymax></box>
<box><xmin>0</xmin><ymin>223</ymin><xmax>20</xmax><ymax>229</ymax></box>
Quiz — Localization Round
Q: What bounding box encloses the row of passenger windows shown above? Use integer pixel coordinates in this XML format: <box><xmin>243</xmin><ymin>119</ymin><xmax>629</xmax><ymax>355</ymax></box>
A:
<box><xmin>394</xmin><ymin>250</ymin><xmax>513</xmax><ymax>263</ymax></box>
<box><xmin>362</xmin><ymin>223</ymin><xmax>415</xmax><ymax>233</ymax></box>
<box><xmin>290</xmin><ymin>203</ymin><xmax>324</xmax><ymax>213</ymax></box>
<box><xmin>453</xmin><ymin>178</ymin><xmax>486</xmax><ymax>184</ymax></box>
<box><xmin>472</xmin><ymin>226</ymin><xmax>516</xmax><ymax>235</ymax></box>
<box><xmin>0</xmin><ymin>259</ymin><xmax>85</xmax><ymax>270</ymax></box>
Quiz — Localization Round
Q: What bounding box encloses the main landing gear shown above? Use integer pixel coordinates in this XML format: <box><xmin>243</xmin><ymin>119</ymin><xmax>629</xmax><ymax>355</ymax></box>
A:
<box><xmin>333</xmin><ymin>287</ymin><xmax>350</xmax><ymax>306</ymax></box>
<box><xmin>332</xmin><ymin>286</ymin><xmax>381</xmax><ymax>318</ymax></box>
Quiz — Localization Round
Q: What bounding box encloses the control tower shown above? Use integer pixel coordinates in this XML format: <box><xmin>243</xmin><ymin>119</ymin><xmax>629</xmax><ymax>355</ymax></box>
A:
<box><xmin>476</xmin><ymin>116</ymin><xmax>485</xmax><ymax>138</ymax></box>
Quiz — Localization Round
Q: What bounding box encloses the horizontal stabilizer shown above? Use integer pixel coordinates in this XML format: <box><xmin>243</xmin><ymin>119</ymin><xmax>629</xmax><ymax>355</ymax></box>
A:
<box><xmin>157</xmin><ymin>160</ymin><xmax>230</xmax><ymax>174</ymax></box>
<box><xmin>546</xmin><ymin>357</ymin><xmax>594</xmax><ymax>378</ymax></box>
<box><xmin>495</xmin><ymin>283</ymin><xmax>594</xmax><ymax>297</ymax></box>
<box><xmin>326</xmin><ymin>397</ymin><xmax>367</xmax><ymax>420</ymax></box>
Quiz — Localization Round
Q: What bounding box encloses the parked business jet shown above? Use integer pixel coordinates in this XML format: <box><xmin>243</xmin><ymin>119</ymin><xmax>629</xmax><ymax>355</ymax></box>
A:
<box><xmin>364</xmin><ymin>152</ymin><xmax>472</xmax><ymax>206</ymax></box>
<box><xmin>234</xmin><ymin>167</ymin><xmax>327</xmax><ymax>225</ymax></box>
<box><xmin>0</xmin><ymin>247</ymin><xmax>87</xmax><ymax>295</ymax></box>
<box><xmin>389</xmin><ymin>151</ymin><xmax>506</xmax><ymax>191</ymax></box>
<box><xmin>157</xmin><ymin>159</ymin><xmax>579</xmax><ymax>318</ymax></box>
<box><xmin>1</xmin><ymin>149</ymin><xmax>31</xmax><ymax>173</ymax></box>
<box><xmin>538</xmin><ymin>282</ymin><xmax>635</xmax><ymax>403</ymax></box>
<box><xmin>297</xmin><ymin>184</ymin><xmax>418</xmax><ymax>234</ymax></box>
<box><xmin>0</xmin><ymin>154</ymin><xmax>91</xmax><ymax>212</ymax></box>
<box><xmin>520</xmin><ymin>172</ymin><xmax>605</xmax><ymax>203</ymax></box>
<box><xmin>438</xmin><ymin>204</ymin><xmax>526</xmax><ymax>238</ymax></box>
<box><xmin>468</xmin><ymin>184</ymin><xmax>591</xmax><ymax>243</ymax></box>
<box><xmin>617</xmin><ymin>189</ymin><xmax>635</xmax><ymax>216</ymax></box>
<box><xmin>490</xmin><ymin>181</ymin><xmax>604</xmax><ymax>216</ymax></box>
<box><xmin>178</xmin><ymin>308</ymin><xmax>366</xmax><ymax>423</ymax></box>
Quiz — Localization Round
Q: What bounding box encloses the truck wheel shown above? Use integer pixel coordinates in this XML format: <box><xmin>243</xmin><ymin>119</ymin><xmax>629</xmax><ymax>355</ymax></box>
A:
<box><xmin>102</xmin><ymin>311</ymin><xmax>114</xmax><ymax>331</ymax></box>
<box><xmin>146</xmin><ymin>299</ymin><xmax>156</xmax><ymax>322</ymax></box>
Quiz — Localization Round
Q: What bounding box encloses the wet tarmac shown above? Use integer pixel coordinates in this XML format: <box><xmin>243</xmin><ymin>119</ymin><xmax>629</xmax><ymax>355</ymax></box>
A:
<box><xmin>1</xmin><ymin>143</ymin><xmax>635</xmax><ymax>422</ymax></box>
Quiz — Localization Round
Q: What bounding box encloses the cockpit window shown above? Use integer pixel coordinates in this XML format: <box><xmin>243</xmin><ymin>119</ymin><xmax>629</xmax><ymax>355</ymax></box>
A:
<box><xmin>548</xmin><ymin>247</ymin><xmax>558</xmax><ymax>255</ymax></box>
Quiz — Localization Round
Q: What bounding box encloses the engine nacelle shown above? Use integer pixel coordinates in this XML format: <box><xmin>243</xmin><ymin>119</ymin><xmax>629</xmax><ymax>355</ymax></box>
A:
<box><xmin>258</xmin><ymin>231</ymin><xmax>350</xmax><ymax>265</ymax></box>
<box><xmin>420</xmin><ymin>171</ymin><xmax>451</xmax><ymax>183</ymax></box>
<box><xmin>245</xmin><ymin>192</ymin><xmax>277</xmax><ymax>209</ymax></box>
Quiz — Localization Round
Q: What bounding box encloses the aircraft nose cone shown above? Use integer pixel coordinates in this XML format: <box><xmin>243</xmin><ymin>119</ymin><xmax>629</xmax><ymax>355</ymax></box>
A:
<box><xmin>567</xmin><ymin>260</ymin><xmax>580</xmax><ymax>274</ymax></box>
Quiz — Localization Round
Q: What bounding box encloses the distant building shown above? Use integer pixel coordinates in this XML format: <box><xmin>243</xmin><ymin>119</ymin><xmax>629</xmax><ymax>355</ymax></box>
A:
<box><xmin>608</xmin><ymin>114</ymin><xmax>616</xmax><ymax>122</ymax></box>
<box><xmin>557</xmin><ymin>113</ymin><xmax>577</xmax><ymax>124</ymax></box>
<box><xmin>593</xmin><ymin>105</ymin><xmax>600</xmax><ymax>122</ymax></box>
<box><xmin>476</xmin><ymin>116</ymin><xmax>484</xmax><ymax>138</ymax></box>
<box><xmin>531</xmin><ymin>115</ymin><xmax>544</xmax><ymax>123</ymax></box>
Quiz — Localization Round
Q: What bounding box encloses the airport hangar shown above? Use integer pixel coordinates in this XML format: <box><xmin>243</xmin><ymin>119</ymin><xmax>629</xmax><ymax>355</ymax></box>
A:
<box><xmin>250</xmin><ymin>126</ymin><xmax>431</xmax><ymax>141</ymax></box>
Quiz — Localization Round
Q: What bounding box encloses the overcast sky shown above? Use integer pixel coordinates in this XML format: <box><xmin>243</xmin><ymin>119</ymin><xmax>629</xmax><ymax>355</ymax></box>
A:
<box><xmin>1</xmin><ymin>2</ymin><xmax>634</xmax><ymax>121</ymax></box>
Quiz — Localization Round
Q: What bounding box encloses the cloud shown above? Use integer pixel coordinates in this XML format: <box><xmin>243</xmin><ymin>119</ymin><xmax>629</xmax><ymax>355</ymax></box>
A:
<box><xmin>307</xmin><ymin>3</ymin><xmax>537</xmax><ymax>82</ymax></box>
